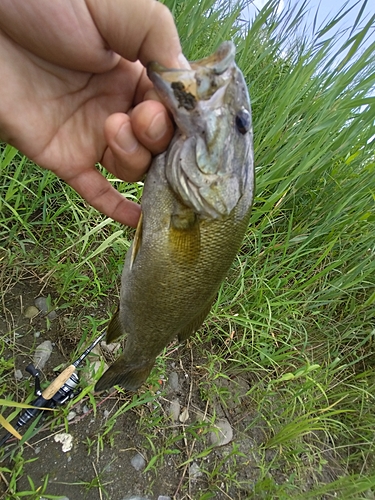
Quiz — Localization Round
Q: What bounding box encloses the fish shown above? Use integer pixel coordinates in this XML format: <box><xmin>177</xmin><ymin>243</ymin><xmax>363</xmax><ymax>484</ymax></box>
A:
<box><xmin>95</xmin><ymin>41</ymin><xmax>254</xmax><ymax>392</ymax></box>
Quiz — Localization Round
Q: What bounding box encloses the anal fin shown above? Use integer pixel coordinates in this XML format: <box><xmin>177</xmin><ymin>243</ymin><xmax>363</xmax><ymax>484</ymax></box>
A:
<box><xmin>95</xmin><ymin>356</ymin><xmax>154</xmax><ymax>392</ymax></box>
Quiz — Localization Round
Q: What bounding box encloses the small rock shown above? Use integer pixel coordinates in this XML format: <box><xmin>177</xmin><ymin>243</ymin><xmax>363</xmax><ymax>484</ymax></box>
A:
<box><xmin>179</xmin><ymin>407</ymin><xmax>189</xmax><ymax>423</ymax></box>
<box><xmin>82</xmin><ymin>360</ymin><xmax>108</xmax><ymax>386</ymax></box>
<box><xmin>210</xmin><ymin>418</ymin><xmax>233</xmax><ymax>447</ymax></box>
<box><xmin>82</xmin><ymin>405</ymin><xmax>90</xmax><ymax>414</ymax></box>
<box><xmin>169</xmin><ymin>399</ymin><xmax>180</xmax><ymax>421</ymax></box>
<box><xmin>103</xmin><ymin>409</ymin><xmax>110</xmax><ymax>418</ymax></box>
<box><xmin>34</xmin><ymin>296</ymin><xmax>49</xmax><ymax>315</ymax></box>
<box><xmin>189</xmin><ymin>462</ymin><xmax>202</xmax><ymax>479</ymax></box>
<box><xmin>121</xmin><ymin>497</ymin><xmax>150</xmax><ymax>500</ymax></box>
<box><xmin>34</xmin><ymin>297</ymin><xmax>49</xmax><ymax>316</ymax></box>
<box><xmin>81</xmin><ymin>345</ymin><xmax>108</xmax><ymax>385</ymax></box>
<box><xmin>34</xmin><ymin>331</ymin><xmax>41</xmax><ymax>338</ymax></box>
<box><xmin>168</xmin><ymin>371</ymin><xmax>180</xmax><ymax>392</ymax></box>
<box><xmin>100</xmin><ymin>341</ymin><xmax>121</xmax><ymax>354</ymax></box>
<box><xmin>24</xmin><ymin>306</ymin><xmax>39</xmax><ymax>319</ymax></box>
<box><xmin>54</xmin><ymin>433</ymin><xmax>73</xmax><ymax>452</ymax></box>
<box><xmin>33</xmin><ymin>340</ymin><xmax>53</xmax><ymax>369</ymax></box>
<box><xmin>158</xmin><ymin>496</ymin><xmax>172</xmax><ymax>500</ymax></box>
<box><xmin>67</xmin><ymin>411</ymin><xmax>76</xmax><ymax>421</ymax></box>
<box><xmin>130</xmin><ymin>453</ymin><xmax>146</xmax><ymax>471</ymax></box>
<box><xmin>34</xmin><ymin>447</ymin><xmax>41</xmax><ymax>454</ymax></box>
<box><xmin>47</xmin><ymin>310</ymin><xmax>57</xmax><ymax>320</ymax></box>
<box><xmin>14</xmin><ymin>369</ymin><xmax>23</xmax><ymax>380</ymax></box>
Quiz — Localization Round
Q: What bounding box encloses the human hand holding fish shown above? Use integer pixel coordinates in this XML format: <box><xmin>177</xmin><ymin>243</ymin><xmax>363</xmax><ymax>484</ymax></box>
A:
<box><xmin>0</xmin><ymin>0</ymin><xmax>188</xmax><ymax>227</ymax></box>
<box><xmin>0</xmin><ymin>0</ymin><xmax>254</xmax><ymax>392</ymax></box>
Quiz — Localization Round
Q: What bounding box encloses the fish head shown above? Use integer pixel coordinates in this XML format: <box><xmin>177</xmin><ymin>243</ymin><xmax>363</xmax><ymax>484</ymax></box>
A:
<box><xmin>148</xmin><ymin>41</ymin><xmax>254</xmax><ymax>219</ymax></box>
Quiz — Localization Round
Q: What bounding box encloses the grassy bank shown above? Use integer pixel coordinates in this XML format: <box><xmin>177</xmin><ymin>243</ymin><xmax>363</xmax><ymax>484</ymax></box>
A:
<box><xmin>1</xmin><ymin>0</ymin><xmax>375</xmax><ymax>498</ymax></box>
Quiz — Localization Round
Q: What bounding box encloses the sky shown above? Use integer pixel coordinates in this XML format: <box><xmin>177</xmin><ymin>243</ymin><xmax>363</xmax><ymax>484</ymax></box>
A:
<box><xmin>246</xmin><ymin>0</ymin><xmax>375</xmax><ymax>136</ymax></box>
<box><xmin>246</xmin><ymin>0</ymin><xmax>375</xmax><ymax>39</ymax></box>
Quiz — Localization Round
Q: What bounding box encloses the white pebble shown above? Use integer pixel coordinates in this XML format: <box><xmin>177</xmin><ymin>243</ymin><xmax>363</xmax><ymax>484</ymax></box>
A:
<box><xmin>54</xmin><ymin>433</ymin><xmax>73</xmax><ymax>452</ymax></box>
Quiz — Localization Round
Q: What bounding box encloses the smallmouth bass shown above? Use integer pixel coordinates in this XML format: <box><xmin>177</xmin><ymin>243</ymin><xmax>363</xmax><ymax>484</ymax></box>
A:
<box><xmin>95</xmin><ymin>41</ymin><xmax>254</xmax><ymax>391</ymax></box>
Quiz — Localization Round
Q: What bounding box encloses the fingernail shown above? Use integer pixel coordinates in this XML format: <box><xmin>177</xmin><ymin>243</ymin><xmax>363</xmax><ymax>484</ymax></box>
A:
<box><xmin>146</xmin><ymin>111</ymin><xmax>168</xmax><ymax>141</ymax></box>
<box><xmin>116</xmin><ymin>123</ymin><xmax>138</xmax><ymax>154</ymax></box>
<box><xmin>178</xmin><ymin>53</ymin><xmax>191</xmax><ymax>69</ymax></box>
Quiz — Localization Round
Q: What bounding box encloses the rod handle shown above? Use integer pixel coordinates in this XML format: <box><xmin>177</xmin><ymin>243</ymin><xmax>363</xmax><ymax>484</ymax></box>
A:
<box><xmin>41</xmin><ymin>365</ymin><xmax>76</xmax><ymax>400</ymax></box>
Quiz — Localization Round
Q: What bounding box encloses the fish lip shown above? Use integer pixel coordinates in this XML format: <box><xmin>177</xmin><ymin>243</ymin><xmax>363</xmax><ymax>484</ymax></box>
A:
<box><xmin>147</xmin><ymin>41</ymin><xmax>236</xmax><ymax>105</ymax></box>
<box><xmin>147</xmin><ymin>41</ymin><xmax>235</xmax><ymax>78</ymax></box>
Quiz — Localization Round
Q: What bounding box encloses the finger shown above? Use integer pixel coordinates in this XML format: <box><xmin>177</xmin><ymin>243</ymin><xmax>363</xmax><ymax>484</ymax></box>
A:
<box><xmin>0</xmin><ymin>0</ymin><xmax>189</xmax><ymax>72</ymax></box>
<box><xmin>103</xmin><ymin>114</ymin><xmax>151</xmax><ymax>182</ymax></box>
<box><xmin>132</xmin><ymin>100</ymin><xmax>175</xmax><ymax>154</ymax></box>
<box><xmin>64</xmin><ymin>166</ymin><xmax>141</xmax><ymax>227</ymax></box>
<box><xmin>87</xmin><ymin>0</ymin><xmax>190</xmax><ymax>69</ymax></box>
<box><xmin>0</xmin><ymin>0</ymin><xmax>121</xmax><ymax>72</ymax></box>
<box><xmin>103</xmin><ymin>103</ymin><xmax>174</xmax><ymax>182</ymax></box>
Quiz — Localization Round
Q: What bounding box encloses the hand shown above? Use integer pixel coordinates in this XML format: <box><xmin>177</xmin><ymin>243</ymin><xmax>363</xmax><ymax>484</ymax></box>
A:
<box><xmin>0</xmin><ymin>0</ymin><xmax>187</xmax><ymax>227</ymax></box>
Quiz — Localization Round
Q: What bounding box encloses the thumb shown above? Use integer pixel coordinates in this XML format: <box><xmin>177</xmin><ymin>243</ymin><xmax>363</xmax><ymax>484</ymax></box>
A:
<box><xmin>87</xmin><ymin>0</ymin><xmax>189</xmax><ymax>69</ymax></box>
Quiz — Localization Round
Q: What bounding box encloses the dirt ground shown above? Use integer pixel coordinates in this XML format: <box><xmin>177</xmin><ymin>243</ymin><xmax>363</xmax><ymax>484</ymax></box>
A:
<box><xmin>0</xmin><ymin>277</ymin><xmax>342</xmax><ymax>500</ymax></box>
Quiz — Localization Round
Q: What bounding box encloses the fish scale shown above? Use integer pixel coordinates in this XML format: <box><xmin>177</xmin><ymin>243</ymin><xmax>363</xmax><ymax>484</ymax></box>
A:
<box><xmin>95</xmin><ymin>41</ymin><xmax>254</xmax><ymax>392</ymax></box>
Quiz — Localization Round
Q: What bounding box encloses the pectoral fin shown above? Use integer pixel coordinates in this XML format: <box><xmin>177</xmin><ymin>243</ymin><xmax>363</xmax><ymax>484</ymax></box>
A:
<box><xmin>95</xmin><ymin>356</ymin><xmax>154</xmax><ymax>392</ymax></box>
<box><xmin>169</xmin><ymin>210</ymin><xmax>200</xmax><ymax>264</ymax></box>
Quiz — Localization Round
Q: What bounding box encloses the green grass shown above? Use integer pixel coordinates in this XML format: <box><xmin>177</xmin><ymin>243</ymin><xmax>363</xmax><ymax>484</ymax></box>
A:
<box><xmin>1</xmin><ymin>0</ymin><xmax>375</xmax><ymax>498</ymax></box>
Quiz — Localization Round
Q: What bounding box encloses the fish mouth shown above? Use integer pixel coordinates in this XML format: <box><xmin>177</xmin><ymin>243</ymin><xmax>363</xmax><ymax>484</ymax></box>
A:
<box><xmin>147</xmin><ymin>41</ymin><xmax>235</xmax><ymax>112</ymax></box>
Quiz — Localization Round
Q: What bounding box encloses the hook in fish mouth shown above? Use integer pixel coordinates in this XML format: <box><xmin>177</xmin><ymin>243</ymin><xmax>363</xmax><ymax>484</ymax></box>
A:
<box><xmin>147</xmin><ymin>41</ymin><xmax>236</xmax><ymax>109</ymax></box>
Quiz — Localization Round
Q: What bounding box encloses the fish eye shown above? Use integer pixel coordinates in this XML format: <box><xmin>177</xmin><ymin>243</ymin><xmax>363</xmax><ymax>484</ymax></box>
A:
<box><xmin>235</xmin><ymin>109</ymin><xmax>251</xmax><ymax>135</ymax></box>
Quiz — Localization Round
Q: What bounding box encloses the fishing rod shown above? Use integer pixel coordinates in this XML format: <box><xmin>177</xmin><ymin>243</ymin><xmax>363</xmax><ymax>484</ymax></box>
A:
<box><xmin>0</xmin><ymin>331</ymin><xmax>106</xmax><ymax>447</ymax></box>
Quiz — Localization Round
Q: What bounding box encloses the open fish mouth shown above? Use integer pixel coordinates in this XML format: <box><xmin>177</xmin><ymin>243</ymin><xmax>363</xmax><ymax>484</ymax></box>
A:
<box><xmin>147</xmin><ymin>41</ymin><xmax>236</xmax><ymax>111</ymax></box>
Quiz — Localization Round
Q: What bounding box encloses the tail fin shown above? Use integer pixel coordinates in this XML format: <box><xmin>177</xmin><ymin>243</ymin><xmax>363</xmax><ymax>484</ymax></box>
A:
<box><xmin>94</xmin><ymin>356</ymin><xmax>154</xmax><ymax>392</ymax></box>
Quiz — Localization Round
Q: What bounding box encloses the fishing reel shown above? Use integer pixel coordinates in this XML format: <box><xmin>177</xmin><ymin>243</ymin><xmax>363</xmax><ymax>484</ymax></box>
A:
<box><xmin>0</xmin><ymin>331</ymin><xmax>106</xmax><ymax>447</ymax></box>
<box><xmin>14</xmin><ymin>363</ymin><xmax>79</xmax><ymax>430</ymax></box>
<box><xmin>0</xmin><ymin>364</ymin><xmax>79</xmax><ymax>447</ymax></box>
